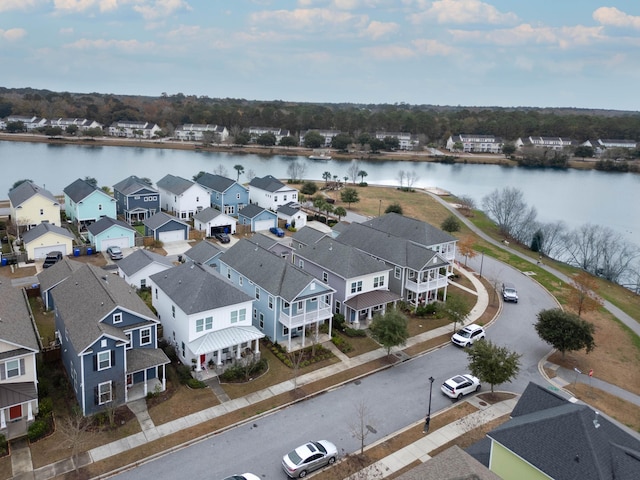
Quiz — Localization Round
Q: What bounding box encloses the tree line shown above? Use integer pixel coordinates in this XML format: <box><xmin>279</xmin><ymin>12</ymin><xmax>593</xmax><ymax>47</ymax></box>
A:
<box><xmin>2</xmin><ymin>87</ymin><xmax>640</xmax><ymax>146</ymax></box>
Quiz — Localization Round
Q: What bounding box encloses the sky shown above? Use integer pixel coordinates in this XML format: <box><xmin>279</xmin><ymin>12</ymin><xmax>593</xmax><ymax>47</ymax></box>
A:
<box><xmin>1</xmin><ymin>1</ymin><xmax>640</xmax><ymax>111</ymax></box>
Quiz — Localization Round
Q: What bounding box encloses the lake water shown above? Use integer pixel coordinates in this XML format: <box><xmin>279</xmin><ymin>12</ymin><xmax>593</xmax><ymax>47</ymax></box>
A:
<box><xmin>1</xmin><ymin>140</ymin><xmax>639</xmax><ymax>247</ymax></box>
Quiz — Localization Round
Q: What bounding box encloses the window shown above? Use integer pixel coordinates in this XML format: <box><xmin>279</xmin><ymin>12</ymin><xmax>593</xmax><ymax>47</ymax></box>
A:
<box><xmin>253</xmin><ymin>308</ymin><xmax>257</xmax><ymax>319</ymax></box>
<box><xmin>98</xmin><ymin>381</ymin><xmax>112</xmax><ymax>405</ymax></box>
<box><xmin>205</xmin><ymin>317</ymin><xmax>213</xmax><ymax>330</ymax></box>
<box><xmin>239</xmin><ymin>309</ymin><xmax>246</xmax><ymax>322</ymax></box>
<box><xmin>284</xmin><ymin>195</ymin><xmax>287</xmax><ymax>201</ymax></box>
<box><xmin>255</xmin><ymin>287</ymin><xmax>260</xmax><ymax>300</ymax></box>
<box><xmin>335</xmin><ymin>300</ymin><xmax>341</xmax><ymax>314</ymax></box>
<box><xmin>140</xmin><ymin>278</ymin><xmax>146</xmax><ymax>288</ymax></box>
<box><xmin>322</xmin><ymin>271</ymin><xmax>328</xmax><ymax>282</ymax></box>
<box><xmin>274</xmin><ymin>196</ymin><xmax>278</xmax><ymax>202</ymax></box>
<box><xmin>394</xmin><ymin>266</ymin><xmax>402</xmax><ymax>279</ymax></box>
<box><xmin>172</xmin><ymin>305</ymin><xmax>175</xmax><ymax>318</ymax></box>
<box><xmin>268</xmin><ymin>295</ymin><xmax>274</xmax><ymax>310</ymax></box>
<box><xmin>125</xmin><ymin>332</ymin><xmax>132</xmax><ymax>349</ymax></box>
<box><xmin>196</xmin><ymin>318</ymin><xmax>204</xmax><ymax>332</ymax></box>
<box><xmin>155</xmin><ymin>288</ymin><xmax>158</xmax><ymax>299</ymax></box>
<box><xmin>236</xmin><ymin>193</ymin><xmax>241</xmax><ymax>199</ymax></box>
<box><xmin>98</xmin><ymin>204</ymin><xmax>103</xmax><ymax>211</ymax></box>
<box><xmin>113</xmin><ymin>313</ymin><xmax>122</xmax><ymax>324</ymax></box>
<box><xmin>6</xmin><ymin>359</ymin><xmax>21</xmax><ymax>378</ymax></box>
<box><xmin>101</xmin><ymin>339</ymin><xmax>107</xmax><ymax>348</ymax></box>
<box><xmin>350</xmin><ymin>281</ymin><xmax>363</xmax><ymax>294</ymax></box>
<box><xmin>40</xmin><ymin>208</ymin><xmax>44</xmax><ymax>215</ymax></box>
<box><xmin>259</xmin><ymin>313</ymin><xmax>264</xmax><ymax>329</ymax></box>
<box><xmin>374</xmin><ymin>276</ymin><xmax>384</xmax><ymax>288</ymax></box>
<box><xmin>196</xmin><ymin>196</ymin><xmax>199</xmax><ymax>202</ymax></box>
<box><xmin>134</xmin><ymin>195</ymin><xmax>140</xmax><ymax>200</ymax></box>
<box><xmin>297</xmin><ymin>301</ymin><xmax>303</xmax><ymax>310</ymax></box>
<box><xmin>239</xmin><ymin>276</ymin><xmax>243</xmax><ymax>286</ymax></box>
<box><xmin>231</xmin><ymin>311</ymin><xmax>238</xmax><ymax>323</ymax></box>
<box><xmin>140</xmin><ymin>328</ymin><xmax>151</xmax><ymax>346</ymax></box>
<box><xmin>227</xmin><ymin>268</ymin><xmax>231</xmax><ymax>279</ymax></box>
<box><xmin>181</xmin><ymin>341</ymin><xmax>185</xmax><ymax>357</ymax></box>
<box><xmin>97</xmin><ymin>351</ymin><xmax>111</xmax><ymax>370</ymax></box>
<box><xmin>298</xmin><ymin>259</ymin><xmax>304</xmax><ymax>268</ymax></box>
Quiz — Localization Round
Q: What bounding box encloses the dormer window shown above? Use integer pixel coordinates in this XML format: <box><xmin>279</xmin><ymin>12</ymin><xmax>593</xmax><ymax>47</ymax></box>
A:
<box><xmin>113</xmin><ymin>313</ymin><xmax>122</xmax><ymax>324</ymax></box>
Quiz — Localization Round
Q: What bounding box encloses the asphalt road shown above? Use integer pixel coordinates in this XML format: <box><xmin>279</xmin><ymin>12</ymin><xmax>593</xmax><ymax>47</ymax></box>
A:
<box><xmin>113</xmin><ymin>254</ymin><xmax>558</xmax><ymax>480</ymax></box>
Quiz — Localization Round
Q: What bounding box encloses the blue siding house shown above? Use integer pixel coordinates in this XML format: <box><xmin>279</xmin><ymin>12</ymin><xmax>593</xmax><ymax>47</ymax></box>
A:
<box><xmin>143</xmin><ymin>212</ymin><xmax>190</xmax><ymax>243</ymax></box>
<box><xmin>219</xmin><ymin>239</ymin><xmax>335</xmax><ymax>351</ymax></box>
<box><xmin>52</xmin><ymin>264</ymin><xmax>169</xmax><ymax>416</ymax></box>
<box><xmin>63</xmin><ymin>178</ymin><xmax>116</xmax><ymax>227</ymax></box>
<box><xmin>113</xmin><ymin>176</ymin><xmax>160</xmax><ymax>224</ymax></box>
<box><xmin>87</xmin><ymin>216</ymin><xmax>137</xmax><ymax>251</ymax></box>
<box><xmin>195</xmin><ymin>173</ymin><xmax>248</xmax><ymax>217</ymax></box>
<box><xmin>237</xmin><ymin>204</ymin><xmax>277</xmax><ymax>233</ymax></box>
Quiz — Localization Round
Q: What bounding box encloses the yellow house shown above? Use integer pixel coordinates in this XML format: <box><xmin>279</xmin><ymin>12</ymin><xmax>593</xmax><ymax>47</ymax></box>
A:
<box><xmin>8</xmin><ymin>181</ymin><xmax>60</xmax><ymax>233</ymax></box>
<box><xmin>22</xmin><ymin>223</ymin><xmax>74</xmax><ymax>260</ymax></box>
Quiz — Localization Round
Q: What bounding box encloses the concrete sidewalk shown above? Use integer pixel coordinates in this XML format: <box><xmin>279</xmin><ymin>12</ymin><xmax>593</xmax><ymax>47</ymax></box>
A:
<box><xmin>15</xmin><ymin>265</ymin><xmax>491</xmax><ymax>479</ymax></box>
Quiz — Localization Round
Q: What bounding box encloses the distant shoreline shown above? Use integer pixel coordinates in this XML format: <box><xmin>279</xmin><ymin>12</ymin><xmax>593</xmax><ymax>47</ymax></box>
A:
<box><xmin>0</xmin><ymin>132</ymin><xmax>601</xmax><ymax>170</ymax></box>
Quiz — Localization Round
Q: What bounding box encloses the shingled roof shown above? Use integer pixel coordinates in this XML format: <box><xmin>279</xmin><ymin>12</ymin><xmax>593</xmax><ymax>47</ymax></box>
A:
<box><xmin>195</xmin><ymin>173</ymin><xmax>237</xmax><ymax>193</ymax></box>
<box><xmin>362</xmin><ymin>212</ymin><xmax>456</xmax><ymax>248</ymax></box>
<box><xmin>156</xmin><ymin>174</ymin><xmax>195</xmax><ymax>195</ymax></box>
<box><xmin>64</xmin><ymin>178</ymin><xmax>110</xmax><ymax>203</ymax></box>
<box><xmin>0</xmin><ymin>277</ymin><xmax>40</xmax><ymax>352</ymax></box>
<box><xmin>22</xmin><ymin>223</ymin><xmax>74</xmax><ymax>244</ymax></box>
<box><xmin>117</xmin><ymin>249</ymin><xmax>173</xmax><ymax>277</ymax></box>
<box><xmin>248</xmin><ymin>175</ymin><xmax>286</xmax><ymax>193</ymax></box>
<box><xmin>113</xmin><ymin>176</ymin><xmax>157</xmax><ymax>195</ymax></box>
<box><xmin>183</xmin><ymin>240</ymin><xmax>222</xmax><ymax>264</ymax></box>
<box><xmin>8</xmin><ymin>181</ymin><xmax>57</xmax><ymax>207</ymax></box>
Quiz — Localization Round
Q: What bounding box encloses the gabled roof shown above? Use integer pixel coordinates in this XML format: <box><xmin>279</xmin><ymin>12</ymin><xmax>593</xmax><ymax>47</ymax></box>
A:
<box><xmin>295</xmin><ymin>236</ymin><xmax>390</xmax><ymax>279</ymax></box>
<box><xmin>486</xmin><ymin>382</ymin><xmax>640</xmax><ymax>480</ymax></box>
<box><xmin>63</xmin><ymin>178</ymin><xmax>111</xmax><ymax>203</ymax></box>
<box><xmin>143</xmin><ymin>212</ymin><xmax>189</xmax><ymax>231</ymax></box>
<box><xmin>22</xmin><ymin>223</ymin><xmax>74</xmax><ymax>244</ymax></box>
<box><xmin>193</xmin><ymin>207</ymin><xmax>232</xmax><ymax>224</ymax></box>
<box><xmin>248</xmin><ymin>175</ymin><xmax>287</xmax><ymax>193</ymax></box>
<box><xmin>150</xmin><ymin>262</ymin><xmax>252</xmax><ymax>314</ymax></box>
<box><xmin>51</xmin><ymin>265</ymin><xmax>157</xmax><ymax>352</ymax></box>
<box><xmin>291</xmin><ymin>226</ymin><xmax>329</xmax><ymax>246</ymax></box>
<box><xmin>113</xmin><ymin>176</ymin><xmax>157</xmax><ymax>195</ymax></box>
<box><xmin>0</xmin><ymin>277</ymin><xmax>40</xmax><ymax>352</ymax></box>
<box><xmin>335</xmin><ymin>222</ymin><xmax>448</xmax><ymax>269</ymax></box>
<box><xmin>277</xmin><ymin>202</ymin><xmax>302</xmax><ymax>216</ymax></box>
<box><xmin>8</xmin><ymin>181</ymin><xmax>57</xmax><ymax>207</ymax></box>
<box><xmin>87</xmin><ymin>216</ymin><xmax>136</xmax><ymax>236</ymax></box>
<box><xmin>396</xmin><ymin>445</ymin><xmax>501</xmax><ymax>480</ymax></box>
<box><xmin>184</xmin><ymin>240</ymin><xmax>222</xmax><ymax>264</ymax></box>
<box><xmin>37</xmin><ymin>258</ymin><xmax>84</xmax><ymax>294</ymax></box>
<box><xmin>156</xmin><ymin>174</ymin><xmax>195</xmax><ymax>195</ymax></box>
<box><xmin>117</xmin><ymin>249</ymin><xmax>173</xmax><ymax>277</ymax></box>
<box><xmin>238</xmin><ymin>204</ymin><xmax>273</xmax><ymax>219</ymax></box>
<box><xmin>362</xmin><ymin>213</ymin><xmax>456</xmax><ymax>248</ymax></box>
<box><xmin>246</xmin><ymin>233</ymin><xmax>281</xmax><ymax>251</ymax></box>
<box><xmin>220</xmin><ymin>239</ymin><xmax>333</xmax><ymax>302</ymax></box>
<box><xmin>195</xmin><ymin>173</ymin><xmax>240</xmax><ymax>193</ymax></box>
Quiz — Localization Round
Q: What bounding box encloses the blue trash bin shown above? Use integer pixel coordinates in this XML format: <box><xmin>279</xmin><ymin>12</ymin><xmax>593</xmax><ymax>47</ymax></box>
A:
<box><xmin>87</xmin><ymin>247</ymin><xmax>93</xmax><ymax>255</ymax></box>
<box><xmin>1</xmin><ymin>257</ymin><xmax>7</xmax><ymax>267</ymax></box>
<box><xmin>73</xmin><ymin>248</ymin><xmax>80</xmax><ymax>257</ymax></box>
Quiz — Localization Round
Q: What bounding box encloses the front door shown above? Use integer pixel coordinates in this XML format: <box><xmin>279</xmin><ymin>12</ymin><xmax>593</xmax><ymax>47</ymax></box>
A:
<box><xmin>200</xmin><ymin>354</ymin><xmax>206</xmax><ymax>368</ymax></box>
<box><xmin>9</xmin><ymin>404</ymin><xmax>22</xmax><ymax>421</ymax></box>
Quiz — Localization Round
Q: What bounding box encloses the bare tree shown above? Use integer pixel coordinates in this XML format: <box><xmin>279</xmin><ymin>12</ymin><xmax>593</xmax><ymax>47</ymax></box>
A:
<box><xmin>347</xmin><ymin>161</ymin><xmax>360</xmax><ymax>184</ymax></box>
<box><xmin>287</xmin><ymin>160</ymin><xmax>307</xmax><ymax>182</ymax></box>
<box><xmin>568</xmin><ymin>271</ymin><xmax>604</xmax><ymax>317</ymax></box>
<box><xmin>537</xmin><ymin>220</ymin><xmax>568</xmax><ymax>258</ymax></box>
<box><xmin>213</xmin><ymin>164</ymin><xmax>229</xmax><ymax>177</ymax></box>
<box><xmin>288</xmin><ymin>348</ymin><xmax>306</xmax><ymax>395</ymax></box>
<box><xmin>246</xmin><ymin>169</ymin><xmax>256</xmax><ymax>181</ymax></box>
<box><xmin>57</xmin><ymin>407</ymin><xmax>94</xmax><ymax>474</ymax></box>
<box><xmin>406</xmin><ymin>171</ymin><xmax>420</xmax><ymax>190</ymax></box>
<box><xmin>349</xmin><ymin>400</ymin><xmax>374</xmax><ymax>455</ymax></box>
<box><xmin>482</xmin><ymin>187</ymin><xmax>537</xmax><ymax>239</ymax></box>
<box><xmin>396</xmin><ymin>170</ymin><xmax>406</xmax><ymax>190</ymax></box>
<box><xmin>596</xmin><ymin>230</ymin><xmax>639</xmax><ymax>282</ymax></box>
<box><xmin>457</xmin><ymin>236</ymin><xmax>477</xmax><ymax>266</ymax></box>
<box><xmin>457</xmin><ymin>195</ymin><xmax>476</xmax><ymax>217</ymax></box>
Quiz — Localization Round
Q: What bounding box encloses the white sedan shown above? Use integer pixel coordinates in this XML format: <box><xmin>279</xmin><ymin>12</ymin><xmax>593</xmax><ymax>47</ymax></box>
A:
<box><xmin>441</xmin><ymin>374</ymin><xmax>481</xmax><ymax>400</ymax></box>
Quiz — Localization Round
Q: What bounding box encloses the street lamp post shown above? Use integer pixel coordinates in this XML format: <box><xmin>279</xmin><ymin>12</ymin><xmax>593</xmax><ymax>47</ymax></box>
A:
<box><xmin>479</xmin><ymin>252</ymin><xmax>485</xmax><ymax>279</ymax></box>
<box><xmin>424</xmin><ymin>376</ymin><xmax>435</xmax><ymax>433</ymax></box>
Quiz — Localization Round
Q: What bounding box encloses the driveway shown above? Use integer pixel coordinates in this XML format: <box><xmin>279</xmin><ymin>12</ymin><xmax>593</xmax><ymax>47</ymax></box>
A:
<box><xmin>163</xmin><ymin>241</ymin><xmax>192</xmax><ymax>257</ymax></box>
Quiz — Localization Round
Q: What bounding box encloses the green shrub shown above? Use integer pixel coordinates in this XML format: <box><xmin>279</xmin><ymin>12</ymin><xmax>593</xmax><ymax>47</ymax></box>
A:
<box><xmin>38</xmin><ymin>397</ymin><xmax>53</xmax><ymax>417</ymax></box>
<box><xmin>333</xmin><ymin>313</ymin><xmax>346</xmax><ymax>331</ymax></box>
<box><xmin>344</xmin><ymin>326</ymin><xmax>367</xmax><ymax>337</ymax></box>
<box><xmin>0</xmin><ymin>434</ymin><xmax>7</xmax><ymax>456</ymax></box>
<box><xmin>27</xmin><ymin>418</ymin><xmax>49</xmax><ymax>442</ymax></box>
<box><xmin>331</xmin><ymin>335</ymin><xmax>353</xmax><ymax>353</ymax></box>
<box><xmin>187</xmin><ymin>378</ymin><xmax>206</xmax><ymax>389</ymax></box>
<box><xmin>415</xmin><ymin>303</ymin><xmax>438</xmax><ymax>317</ymax></box>
<box><xmin>219</xmin><ymin>358</ymin><xmax>268</xmax><ymax>382</ymax></box>
<box><xmin>175</xmin><ymin>364</ymin><xmax>193</xmax><ymax>384</ymax></box>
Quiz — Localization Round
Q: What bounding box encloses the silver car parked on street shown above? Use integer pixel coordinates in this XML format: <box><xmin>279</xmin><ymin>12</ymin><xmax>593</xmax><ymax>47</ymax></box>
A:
<box><xmin>282</xmin><ymin>440</ymin><xmax>338</xmax><ymax>478</ymax></box>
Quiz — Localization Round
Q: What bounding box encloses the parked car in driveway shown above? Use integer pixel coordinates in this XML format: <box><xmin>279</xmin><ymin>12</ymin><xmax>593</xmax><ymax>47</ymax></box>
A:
<box><xmin>106</xmin><ymin>246</ymin><xmax>123</xmax><ymax>260</ymax></box>
<box><xmin>441</xmin><ymin>374</ymin><xmax>481</xmax><ymax>400</ymax></box>
<box><xmin>282</xmin><ymin>440</ymin><xmax>337</xmax><ymax>478</ymax></box>
<box><xmin>502</xmin><ymin>282</ymin><xmax>518</xmax><ymax>303</ymax></box>
<box><xmin>215</xmin><ymin>232</ymin><xmax>231</xmax><ymax>244</ymax></box>
<box><xmin>451</xmin><ymin>324</ymin><xmax>485</xmax><ymax>348</ymax></box>
<box><xmin>222</xmin><ymin>474</ymin><xmax>260</xmax><ymax>480</ymax></box>
<box><xmin>43</xmin><ymin>251</ymin><xmax>63</xmax><ymax>268</ymax></box>
<box><xmin>270</xmin><ymin>226</ymin><xmax>285</xmax><ymax>237</ymax></box>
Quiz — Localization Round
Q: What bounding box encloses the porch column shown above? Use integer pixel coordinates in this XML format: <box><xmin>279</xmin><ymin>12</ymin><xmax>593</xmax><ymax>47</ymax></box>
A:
<box><xmin>235</xmin><ymin>344</ymin><xmax>242</xmax><ymax>360</ymax></box>
<box><xmin>162</xmin><ymin>364</ymin><xmax>166</xmax><ymax>390</ymax></box>
<box><xmin>196</xmin><ymin>357</ymin><xmax>202</xmax><ymax>372</ymax></box>
<box><xmin>143</xmin><ymin>369</ymin><xmax>148</xmax><ymax>396</ymax></box>
<box><xmin>217</xmin><ymin>348</ymin><xmax>223</xmax><ymax>366</ymax></box>
<box><xmin>253</xmin><ymin>338</ymin><xmax>259</xmax><ymax>354</ymax></box>
<box><xmin>0</xmin><ymin>409</ymin><xmax>5</xmax><ymax>429</ymax></box>
<box><xmin>28</xmin><ymin>401</ymin><xmax>33</xmax><ymax>421</ymax></box>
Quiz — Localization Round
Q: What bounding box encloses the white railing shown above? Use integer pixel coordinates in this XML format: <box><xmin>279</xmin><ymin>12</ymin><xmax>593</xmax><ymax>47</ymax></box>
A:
<box><xmin>279</xmin><ymin>305</ymin><xmax>332</xmax><ymax>329</ymax></box>
<box><xmin>405</xmin><ymin>276</ymin><xmax>448</xmax><ymax>294</ymax></box>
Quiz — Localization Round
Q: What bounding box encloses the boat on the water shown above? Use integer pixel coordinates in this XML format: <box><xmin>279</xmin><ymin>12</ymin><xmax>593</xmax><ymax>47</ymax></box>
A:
<box><xmin>309</xmin><ymin>154</ymin><xmax>332</xmax><ymax>160</ymax></box>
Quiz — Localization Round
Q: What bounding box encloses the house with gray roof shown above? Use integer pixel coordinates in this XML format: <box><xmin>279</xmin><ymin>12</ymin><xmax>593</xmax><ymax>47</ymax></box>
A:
<box><xmin>446</xmin><ymin>134</ymin><xmax>504</xmax><ymax>153</ymax></box>
<box><xmin>149</xmin><ymin>262</ymin><xmax>263</xmax><ymax>373</ymax></box>
<box><xmin>183</xmin><ymin>240</ymin><xmax>223</xmax><ymax>267</ymax></box>
<box><xmin>52</xmin><ymin>265</ymin><xmax>169</xmax><ymax>416</ymax></box>
<box><xmin>247</xmin><ymin>232</ymin><xmax>291</xmax><ymax>259</ymax></box>
<box><xmin>87</xmin><ymin>216</ymin><xmax>137</xmax><ymax>252</ymax></box>
<box><xmin>335</xmin><ymin>219</ymin><xmax>451</xmax><ymax>306</ymax></box>
<box><xmin>117</xmin><ymin>249</ymin><xmax>173</xmax><ymax>289</ymax></box>
<box><xmin>112</xmin><ymin>175</ymin><xmax>159</xmax><ymax>224</ymax></box>
<box><xmin>477</xmin><ymin>382</ymin><xmax>640</xmax><ymax>480</ymax></box>
<box><xmin>195</xmin><ymin>173</ymin><xmax>248</xmax><ymax>217</ymax></box>
<box><xmin>63</xmin><ymin>178</ymin><xmax>116</xmax><ymax>227</ymax></box>
<box><xmin>277</xmin><ymin>202</ymin><xmax>307</xmax><ymax>230</ymax></box>
<box><xmin>156</xmin><ymin>174</ymin><xmax>209</xmax><ymax>220</ymax></box>
<box><xmin>0</xmin><ymin>277</ymin><xmax>41</xmax><ymax>440</ymax></box>
<box><xmin>219</xmin><ymin>239</ymin><xmax>335</xmax><ymax>351</ymax></box>
<box><xmin>22</xmin><ymin>222</ymin><xmax>74</xmax><ymax>260</ymax></box>
<box><xmin>38</xmin><ymin>258</ymin><xmax>84</xmax><ymax>310</ymax></box>
<box><xmin>397</xmin><ymin>445</ymin><xmax>501</xmax><ymax>480</ymax></box>
<box><xmin>248</xmin><ymin>175</ymin><xmax>299</xmax><ymax>211</ymax></box>
<box><xmin>8</xmin><ymin>181</ymin><xmax>60</xmax><ymax>233</ymax></box>
<box><xmin>290</xmin><ymin>225</ymin><xmax>329</xmax><ymax>249</ymax></box>
<box><xmin>193</xmin><ymin>207</ymin><xmax>237</xmax><ymax>236</ymax></box>
<box><xmin>143</xmin><ymin>212</ymin><xmax>190</xmax><ymax>243</ymax></box>
<box><xmin>237</xmin><ymin>204</ymin><xmax>278</xmax><ymax>233</ymax></box>
<box><xmin>291</xmin><ymin>236</ymin><xmax>399</xmax><ymax>325</ymax></box>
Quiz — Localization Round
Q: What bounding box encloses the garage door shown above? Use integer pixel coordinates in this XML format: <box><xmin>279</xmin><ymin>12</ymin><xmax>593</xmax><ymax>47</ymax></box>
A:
<box><xmin>101</xmin><ymin>237</ymin><xmax>130</xmax><ymax>250</ymax></box>
<box><xmin>254</xmin><ymin>220</ymin><xmax>273</xmax><ymax>232</ymax></box>
<box><xmin>159</xmin><ymin>229</ymin><xmax>185</xmax><ymax>243</ymax></box>
<box><xmin>34</xmin><ymin>245</ymin><xmax>68</xmax><ymax>259</ymax></box>
<box><xmin>210</xmin><ymin>224</ymin><xmax>233</xmax><ymax>236</ymax></box>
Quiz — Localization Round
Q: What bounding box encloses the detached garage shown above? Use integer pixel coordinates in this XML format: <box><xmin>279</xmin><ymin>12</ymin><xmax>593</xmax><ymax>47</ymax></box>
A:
<box><xmin>87</xmin><ymin>216</ymin><xmax>136</xmax><ymax>252</ymax></box>
<box><xmin>23</xmin><ymin>223</ymin><xmax>74</xmax><ymax>260</ymax></box>
<box><xmin>193</xmin><ymin>207</ymin><xmax>237</xmax><ymax>236</ymax></box>
<box><xmin>238</xmin><ymin>204</ymin><xmax>277</xmax><ymax>233</ymax></box>
<box><xmin>144</xmin><ymin>212</ymin><xmax>190</xmax><ymax>243</ymax></box>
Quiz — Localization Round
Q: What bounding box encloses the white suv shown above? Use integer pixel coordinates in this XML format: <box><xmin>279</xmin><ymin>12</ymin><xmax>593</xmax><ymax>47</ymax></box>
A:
<box><xmin>451</xmin><ymin>324</ymin><xmax>486</xmax><ymax>348</ymax></box>
<box><xmin>502</xmin><ymin>283</ymin><xmax>518</xmax><ymax>303</ymax></box>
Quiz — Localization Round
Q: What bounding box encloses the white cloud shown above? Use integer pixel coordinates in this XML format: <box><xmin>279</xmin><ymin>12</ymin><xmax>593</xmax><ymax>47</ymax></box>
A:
<box><xmin>449</xmin><ymin>23</ymin><xmax>605</xmax><ymax>49</ymax></box>
<box><xmin>412</xmin><ymin>0</ymin><xmax>518</xmax><ymax>25</ymax></box>
<box><xmin>59</xmin><ymin>27</ymin><xmax>75</xmax><ymax>35</ymax></box>
<box><xmin>0</xmin><ymin>28</ymin><xmax>27</xmax><ymax>41</ymax></box>
<box><xmin>250</xmin><ymin>8</ymin><xmax>368</xmax><ymax>32</ymax></box>
<box><xmin>53</xmin><ymin>0</ymin><xmax>98</xmax><ymax>13</ymax></box>
<box><xmin>411</xmin><ymin>38</ymin><xmax>455</xmax><ymax>55</ymax></box>
<box><xmin>64</xmin><ymin>37</ymin><xmax>156</xmax><ymax>53</ymax></box>
<box><xmin>0</xmin><ymin>0</ymin><xmax>39</xmax><ymax>12</ymax></box>
<box><xmin>52</xmin><ymin>0</ymin><xmax>190</xmax><ymax>18</ymax></box>
<box><xmin>133</xmin><ymin>0</ymin><xmax>191</xmax><ymax>20</ymax></box>
<box><xmin>363</xmin><ymin>44</ymin><xmax>415</xmax><ymax>59</ymax></box>
<box><xmin>362</xmin><ymin>20</ymin><xmax>398</xmax><ymax>39</ymax></box>
<box><xmin>593</xmin><ymin>7</ymin><xmax>640</xmax><ymax>30</ymax></box>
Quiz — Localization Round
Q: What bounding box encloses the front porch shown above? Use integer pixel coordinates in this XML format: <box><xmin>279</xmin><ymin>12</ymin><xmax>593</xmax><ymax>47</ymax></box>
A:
<box><xmin>126</xmin><ymin>378</ymin><xmax>163</xmax><ymax>402</ymax></box>
<box><xmin>344</xmin><ymin>290</ymin><xmax>401</xmax><ymax>328</ymax></box>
